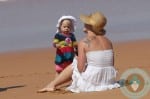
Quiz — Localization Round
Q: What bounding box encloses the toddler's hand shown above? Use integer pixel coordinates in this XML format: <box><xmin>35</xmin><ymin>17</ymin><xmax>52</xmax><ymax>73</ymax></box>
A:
<box><xmin>64</xmin><ymin>42</ymin><xmax>68</xmax><ymax>46</ymax></box>
<box><xmin>55</xmin><ymin>43</ymin><xmax>61</xmax><ymax>48</ymax></box>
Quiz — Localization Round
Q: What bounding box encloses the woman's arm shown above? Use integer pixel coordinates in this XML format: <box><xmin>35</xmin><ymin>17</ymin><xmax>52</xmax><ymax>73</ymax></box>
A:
<box><xmin>77</xmin><ymin>41</ymin><xmax>86</xmax><ymax>73</ymax></box>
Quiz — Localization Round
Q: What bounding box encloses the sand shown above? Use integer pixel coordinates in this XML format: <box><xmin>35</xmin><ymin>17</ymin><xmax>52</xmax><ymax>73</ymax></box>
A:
<box><xmin>0</xmin><ymin>39</ymin><xmax>150</xmax><ymax>99</ymax></box>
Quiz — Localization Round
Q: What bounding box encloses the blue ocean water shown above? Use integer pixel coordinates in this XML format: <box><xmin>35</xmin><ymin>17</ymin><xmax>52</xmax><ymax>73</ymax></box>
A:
<box><xmin>0</xmin><ymin>0</ymin><xmax>150</xmax><ymax>53</ymax></box>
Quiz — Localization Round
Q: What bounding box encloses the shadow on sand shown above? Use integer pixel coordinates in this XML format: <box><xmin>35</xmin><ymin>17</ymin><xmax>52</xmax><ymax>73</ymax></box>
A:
<box><xmin>0</xmin><ymin>85</ymin><xmax>26</xmax><ymax>92</ymax></box>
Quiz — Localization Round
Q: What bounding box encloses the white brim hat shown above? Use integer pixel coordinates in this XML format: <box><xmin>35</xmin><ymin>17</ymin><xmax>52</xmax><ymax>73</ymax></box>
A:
<box><xmin>56</xmin><ymin>15</ymin><xmax>76</xmax><ymax>33</ymax></box>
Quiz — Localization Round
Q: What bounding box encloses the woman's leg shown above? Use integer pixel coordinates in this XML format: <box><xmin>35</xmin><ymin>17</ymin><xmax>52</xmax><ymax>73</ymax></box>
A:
<box><xmin>37</xmin><ymin>65</ymin><xmax>73</xmax><ymax>92</ymax></box>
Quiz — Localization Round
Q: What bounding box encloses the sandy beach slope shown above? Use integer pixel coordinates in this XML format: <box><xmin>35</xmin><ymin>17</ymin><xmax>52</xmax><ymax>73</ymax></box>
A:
<box><xmin>0</xmin><ymin>39</ymin><xmax>150</xmax><ymax>99</ymax></box>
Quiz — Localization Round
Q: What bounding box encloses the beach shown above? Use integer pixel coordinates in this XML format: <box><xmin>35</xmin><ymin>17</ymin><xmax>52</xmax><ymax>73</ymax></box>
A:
<box><xmin>0</xmin><ymin>39</ymin><xmax>150</xmax><ymax>99</ymax></box>
<box><xmin>0</xmin><ymin>0</ymin><xmax>150</xmax><ymax>98</ymax></box>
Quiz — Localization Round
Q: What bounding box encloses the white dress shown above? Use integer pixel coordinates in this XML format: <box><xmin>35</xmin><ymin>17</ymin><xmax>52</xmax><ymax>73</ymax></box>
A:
<box><xmin>67</xmin><ymin>49</ymin><xmax>120</xmax><ymax>93</ymax></box>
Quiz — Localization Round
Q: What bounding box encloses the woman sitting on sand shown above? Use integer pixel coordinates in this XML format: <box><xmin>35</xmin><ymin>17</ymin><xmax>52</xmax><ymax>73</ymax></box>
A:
<box><xmin>38</xmin><ymin>11</ymin><xmax>120</xmax><ymax>93</ymax></box>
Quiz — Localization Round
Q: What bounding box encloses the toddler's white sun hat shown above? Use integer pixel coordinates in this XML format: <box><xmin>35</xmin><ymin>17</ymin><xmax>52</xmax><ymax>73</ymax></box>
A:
<box><xmin>56</xmin><ymin>15</ymin><xmax>76</xmax><ymax>33</ymax></box>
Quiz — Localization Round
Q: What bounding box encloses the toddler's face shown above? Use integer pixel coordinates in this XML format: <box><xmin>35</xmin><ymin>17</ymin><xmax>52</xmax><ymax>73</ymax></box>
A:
<box><xmin>60</xmin><ymin>19</ymin><xmax>73</xmax><ymax>34</ymax></box>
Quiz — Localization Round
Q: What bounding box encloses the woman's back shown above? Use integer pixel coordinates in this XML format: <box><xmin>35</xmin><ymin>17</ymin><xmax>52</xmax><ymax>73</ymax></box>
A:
<box><xmin>82</xmin><ymin>35</ymin><xmax>115</xmax><ymax>68</ymax></box>
<box><xmin>86</xmin><ymin>49</ymin><xmax>113</xmax><ymax>67</ymax></box>
<box><xmin>83</xmin><ymin>36</ymin><xmax>113</xmax><ymax>53</ymax></box>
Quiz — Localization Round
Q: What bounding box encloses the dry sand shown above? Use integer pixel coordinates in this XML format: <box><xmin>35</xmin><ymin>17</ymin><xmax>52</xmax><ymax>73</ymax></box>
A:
<box><xmin>0</xmin><ymin>39</ymin><xmax>150</xmax><ymax>99</ymax></box>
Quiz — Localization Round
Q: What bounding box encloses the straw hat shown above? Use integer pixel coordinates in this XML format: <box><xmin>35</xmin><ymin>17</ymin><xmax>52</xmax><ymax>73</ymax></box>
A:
<box><xmin>80</xmin><ymin>12</ymin><xmax>107</xmax><ymax>35</ymax></box>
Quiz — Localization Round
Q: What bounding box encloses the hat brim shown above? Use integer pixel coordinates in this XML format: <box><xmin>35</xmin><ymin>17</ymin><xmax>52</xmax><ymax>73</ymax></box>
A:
<box><xmin>80</xmin><ymin>14</ymin><xmax>91</xmax><ymax>25</ymax></box>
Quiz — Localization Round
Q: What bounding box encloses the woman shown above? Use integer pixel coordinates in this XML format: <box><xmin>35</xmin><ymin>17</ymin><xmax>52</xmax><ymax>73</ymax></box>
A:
<box><xmin>38</xmin><ymin>11</ymin><xmax>120</xmax><ymax>93</ymax></box>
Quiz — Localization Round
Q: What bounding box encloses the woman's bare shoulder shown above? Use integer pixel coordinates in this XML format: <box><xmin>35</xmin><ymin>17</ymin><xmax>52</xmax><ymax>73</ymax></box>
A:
<box><xmin>102</xmin><ymin>36</ymin><xmax>113</xmax><ymax>48</ymax></box>
<box><xmin>77</xmin><ymin>38</ymin><xmax>89</xmax><ymax>49</ymax></box>
<box><xmin>78</xmin><ymin>38</ymin><xmax>86</xmax><ymax>43</ymax></box>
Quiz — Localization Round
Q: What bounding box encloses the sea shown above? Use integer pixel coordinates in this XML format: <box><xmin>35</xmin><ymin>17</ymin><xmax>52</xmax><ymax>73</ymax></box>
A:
<box><xmin>0</xmin><ymin>0</ymin><xmax>150</xmax><ymax>53</ymax></box>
